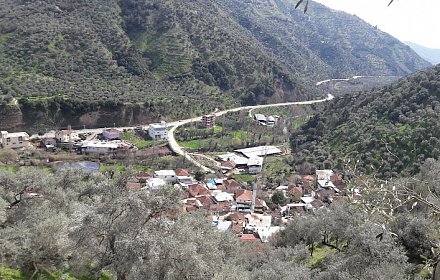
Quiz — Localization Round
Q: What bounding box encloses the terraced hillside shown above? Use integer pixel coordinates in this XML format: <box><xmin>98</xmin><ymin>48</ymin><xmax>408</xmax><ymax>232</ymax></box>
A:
<box><xmin>0</xmin><ymin>0</ymin><xmax>431</xmax><ymax>130</ymax></box>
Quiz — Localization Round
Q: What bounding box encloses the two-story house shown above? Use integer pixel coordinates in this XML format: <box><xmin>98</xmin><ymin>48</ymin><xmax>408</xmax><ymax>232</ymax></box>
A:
<box><xmin>55</xmin><ymin>130</ymin><xmax>79</xmax><ymax>143</ymax></box>
<box><xmin>0</xmin><ymin>131</ymin><xmax>31</xmax><ymax>149</ymax></box>
<box><xmin>148</xmin><ymin>121</ymin><xmax>168</xmax><ymax>140</ymax></box>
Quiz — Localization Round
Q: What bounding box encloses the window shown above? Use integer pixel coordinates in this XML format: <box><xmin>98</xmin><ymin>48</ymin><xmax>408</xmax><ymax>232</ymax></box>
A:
<box><xmin>18</xmin><ymin>136</ymin><xmax>22</xmax><ymax>141</ymax></box>
<box><xmin>6</xmin><ymin>137</ymin><xmax>10</xmax><ymax>142</ymax></box>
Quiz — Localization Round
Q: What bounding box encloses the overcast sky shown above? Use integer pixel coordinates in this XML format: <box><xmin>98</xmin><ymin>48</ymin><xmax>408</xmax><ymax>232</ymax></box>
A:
<box><xmin>313</xmin><ymin>0</ymin><xmax>440</xmax><ymax>50</ymax></box>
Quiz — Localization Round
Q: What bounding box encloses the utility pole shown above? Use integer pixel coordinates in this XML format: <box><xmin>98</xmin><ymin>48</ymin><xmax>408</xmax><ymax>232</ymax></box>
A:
<box><xmin>68</xmin><ymin>124</ymin><xmax>72</xmax><ymax>153</ymax></box>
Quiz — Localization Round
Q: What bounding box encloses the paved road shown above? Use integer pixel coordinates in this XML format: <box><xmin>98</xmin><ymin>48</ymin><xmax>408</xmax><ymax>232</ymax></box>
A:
<box><xmin>167</xmin><ymin>93</ymin><xmax>334</xmax><ymax>173</ymax></box>
<box><xmin>34</xmin><ymin>93</ymin><xmax>334</xmax><ymax>174</ymax></box>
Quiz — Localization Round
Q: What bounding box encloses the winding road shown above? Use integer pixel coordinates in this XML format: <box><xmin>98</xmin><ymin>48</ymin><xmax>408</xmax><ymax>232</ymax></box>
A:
<box><xmin>167</xmin><ymin>93</ymin><xmax>334</xmax><ymax>173</ymax></box>
<box><xmin>34</xmin><ymin>93</ymin><xmax>334</xmax><ymax>173</ymax></box>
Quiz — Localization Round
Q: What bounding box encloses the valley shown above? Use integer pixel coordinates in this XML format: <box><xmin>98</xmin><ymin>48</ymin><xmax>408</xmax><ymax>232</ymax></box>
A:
<box><xmin>1</xmin><ymin>0</ymin><xmax>439</xmax><ymax>279</ymax></box>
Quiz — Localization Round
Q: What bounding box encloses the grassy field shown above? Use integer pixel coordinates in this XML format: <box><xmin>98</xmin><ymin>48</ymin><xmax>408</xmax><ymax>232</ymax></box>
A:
<box><xmin>131</xmin><ymin>140</ymin><xmax>154</xmax><ymax>149</ymax></box>
<box><xmin>307</xmin><ymin>244</ymin><xmax>336</xmax><ymax>270</ymax></box>
<box><xmin>0</xmin><ymin>165</ymin><xmax>17</xmax><ymax>172</ymax></box>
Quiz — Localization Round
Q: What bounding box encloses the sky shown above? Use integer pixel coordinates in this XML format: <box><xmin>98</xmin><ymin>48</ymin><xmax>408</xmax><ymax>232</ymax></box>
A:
<box><xmin>313</xmin><ymin>0</ymin><xmax>440</xmax><ymax>50</ymax></box>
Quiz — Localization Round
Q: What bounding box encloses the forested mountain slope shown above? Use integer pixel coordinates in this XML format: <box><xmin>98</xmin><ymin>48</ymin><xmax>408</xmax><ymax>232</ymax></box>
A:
<box><xmin>0</xmin><ymin>0</ymin><xmax>431</xmax><ymax>130</ymax></box>
<box><xmin>291</xmin><ymin>64</ymin><xmax>440</xmax><ymax>178</ymax></box>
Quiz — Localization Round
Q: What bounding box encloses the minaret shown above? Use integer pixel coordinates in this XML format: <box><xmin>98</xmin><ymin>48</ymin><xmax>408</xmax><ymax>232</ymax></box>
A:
<box><xmin>251</xmin><ymin>177</ymin><xmax>257</xmax><ymax>212</ymax></box>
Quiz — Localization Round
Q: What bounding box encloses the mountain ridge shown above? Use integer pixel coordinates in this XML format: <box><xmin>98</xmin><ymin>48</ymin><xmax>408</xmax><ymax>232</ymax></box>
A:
<box><xmin>0</xmin><ymin>0</ymin><xmax>431</xmax><ymax>131</ymax></box>
<box><xmin>404</xmin><ymin>41</ymin><xmax>440</xmax><ymax>65</ymax></box>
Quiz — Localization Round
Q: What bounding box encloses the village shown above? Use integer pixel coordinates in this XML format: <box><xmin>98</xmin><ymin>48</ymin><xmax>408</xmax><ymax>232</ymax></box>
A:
<box><xmin>0</xmin><ymin>110</ymin><xmax>353</xmax><ymax>243</ymax></box>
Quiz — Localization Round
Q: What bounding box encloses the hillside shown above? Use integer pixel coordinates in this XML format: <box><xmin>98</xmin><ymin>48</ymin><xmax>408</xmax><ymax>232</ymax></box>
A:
<box><xmin>0</xmin><ymin>0</ymin><xmax>431</xmax><ymax>130</ymax></box>
<box><xmin>291</xmin><ymin>64</ymin><xmax>440</xmax><ymax>178</ymax></box>
<box><xmin>405</xmin><ymin>41</ymin><xmax>440</xmax><ymax>65</ymax></box>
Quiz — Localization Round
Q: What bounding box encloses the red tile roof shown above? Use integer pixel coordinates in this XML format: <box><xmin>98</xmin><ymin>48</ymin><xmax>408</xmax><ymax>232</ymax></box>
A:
<box><xmin>184</xmin><ymin>206</ymin><xmax>197</xmax><ymax>212</ymax></box>
<box><xmin>316</xmin><ymin>189</ymin><xmax>336</xmax><ymax>200</ymax></box>
<box><xmin>289</xmin><ymin>186</ymin><xmax>303</xmax><ymax>196</ymax></box>
<box><xmin>231</xmin><ymin>221</ymin><xmax>244</xmax><ymax>233</ymax></box>
<box><xmin>196</xmin><ymin>196</ymin><xmax>215</xmax><ymax>208</ymax></box>
<box><xmin>137</xmin><ymin>172</ymin><xmax>152</xmax><ymax>179</ymax></box>
<box><xmin>289</xmin><ymin>206</ymin><xmax>304</xmax><ymax>214</ymax></box>
<box><xmin>216</xmin><ymin>184</ymin><xmax>227</xmax><ymax>191</ymax></box>
<box><xmin>311</xmin><ymin>199</ymin><xmax>324</xmax><ymax>208</ymax></box>
<box><xmin>58</xmin><ymin>130</ymin><xmax>72</xmax><ymax>135</ymax></box>
<box><xmin>236</xmin><ymin>189</ymin><xmax>253</xmax><ymax>201</ymax></box>
<box><xmin>255</xmin><ymin>198</ymin><xmax>266</xmax><ymax>207</ymax></box>
<box><xmin>221</xmin><ymin>161</ymin><xmax>236</xmax><ymax>168</ymax></box>
<box><xmin>330</xmin><ymin>174</ymin><xmax>342</xmax><ymax>182</ymax></box>
<box><xmin>334</xmin><ymin>182</ymin><xmax>347</xmax><ymax>192</ymax></box>
<box><xmin>303</xmin><ymin>181</ymin><xmax>314</xmax><ymax>191</ymax></box>
<box><xmin>301</xmin><ymin>175</ymin><xmax>316</xmax><ymax>181</ymax></box>
<box><xmin>174</xmin><ymin>168</ymin><xmax>189</xmax><ymax>176</ymax></box>
<box><xmin>188</xmin><ymin>184</ymin><xmax>211</xmax><ymax>197</ymax></box>
<box><xmin>229</xmin><ymin>212</ymin><xmax>246</xmax><ymax>221</ymax></box>
<box><xmin>238</xmin><ymin>233</ymin><xmax>260</xmax><ymax>241</ymax></box>
<box><xmin>332</xmin><ymin>195</ymin><xmax>348</xmax><ymax>202</ymax></box>
<box><xmin>224</xmin><ymin>179</ymin><xmax>241</xmax><ymax>188</ymax></box>
<box><xmin>126</xmin><ymin>182</ymin><xmax>141</xmax><ymax>189</ymax></box>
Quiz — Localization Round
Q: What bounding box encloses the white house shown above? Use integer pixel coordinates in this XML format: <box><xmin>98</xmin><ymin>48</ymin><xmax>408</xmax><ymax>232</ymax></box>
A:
<box><xmin>246</xmin><ymin>213</ymin><xmax>272</xmax><ymax>228</ymax></box>
<box><xmin>212</xmin><ymin>190</ymin><xmax>234</xmax><ymax>203</ymax></box>
<box><xmin>102</xmin><ymin>128</ymin><xmax>120</xmax><ymax>140</ymax></box>
<box><xmin>55</xmin><ymin>130</ymin><xmax>79</xmax><ymax>143</ymax></box>
<box><xmin>146</xmin><ymin>177</ymin><xmax>167</xmax><ymax>190</ymax></box>
<box><xmin>266</xmin><ymin>116</ymin><xmax>275</xmax><ymax>126</ymax></box>
<box><xmin>247</xmin><ymin>156</ymin><xmax>263</xmax><ymax>174</ymax></box>
<box><xmin>254</xmin><ymin>114</ymin><xmax>267</xmax><ymax>125</ymax></box>
<box><xmin>154</xmin><ymin>170</ymin><xmax>177</xmax><ymax>183</ymax></box>
<box><xmin>82</xmin><ymin>141</ymin><xmax>118</xmax><ymax>154</ymax></box>
<box><xmin>318</xmin><ymin>179</ymin><xmax>337</xmax><ymax>191</ymax></box>
<box><xmin>316</xmin><ymin>169</ymin><xmax>334</xmax><ymax>181</ymax></box>
<box><xmin>0</xmin><ymin>131</ymin><xmax>31</xmax><ymax>149</ymax></box>
<box><xmin>149</xmin><ymin>121</ymin><xmax>168</xmax><ymax>140</ymax></box>
<box><xmin>256</xmin><ymin>226</ymin><xmax>282</xmax><ymax>243</ymax></box>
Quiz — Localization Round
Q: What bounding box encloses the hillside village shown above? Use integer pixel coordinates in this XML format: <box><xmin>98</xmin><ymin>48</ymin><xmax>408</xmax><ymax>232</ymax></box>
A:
<box><xmin>136</xmin><ymin>167</ymin><xmax>348</xmax><ymax>242</ymax></box>
<box><xmin>1</xmin><ymin>121</ymin><xmax>349</xmax><ymax>243</ymax></box>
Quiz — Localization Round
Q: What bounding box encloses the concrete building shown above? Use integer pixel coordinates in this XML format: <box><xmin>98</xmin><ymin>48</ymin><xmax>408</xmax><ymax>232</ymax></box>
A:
<box><xmin>148</xmin><ymin>121</ymin><xmax>168</xmax><ymax>140</ymax></box>
<box><xmin>81</xmin><ymin>141</ymin><xmax>118</xmax><ymax>154</ymax></box>
<box><xmin>102</xmin><ymin>128</ymin><xmax>120</xmax><ymax>140</ymax></box>
<box><xmin>146</xmin><ymin>177</ymin><xmax>167</xmax><ymax>190</ymax></box>
<box><xmin>316</xmin><ymin>170</ymin><xmax>334</xmax><ymax>181</ymax></box>
<box><xmin>247</xmin><ymin>156</ymin><xmax>264</xmax><ymax>174</ymax></box>
<box><xmin>201</xmin><ymin>114</ymin><xmax>215</xmax><ymax>128</ymax></box>
<box><xmin>55</xmin><ymin>130</ymin><xmax>79</xmax><ymax>143</ymax></box>
<box><xmin>0</xmin><ymin>131</ymin><xmax>31</xmax><ymax>149</ymax></box>
<box><xmin>154</xmin><ymin>170</ymin><xmax>177</xmax><ymax>183</ymax></box>
<box><xmin>254</xmin><ymin>114</ymin><xmax>267</xmax><ymax>125</ymax></box>
<box><xmin>235</xmin><ymin>146</ymin><xmax>282</xmax><ymax>158</ymax></box>
<box><xmin>266</xmin><ymin>116</ymin><xmax>275</xmax><ymax>126</ymax></box>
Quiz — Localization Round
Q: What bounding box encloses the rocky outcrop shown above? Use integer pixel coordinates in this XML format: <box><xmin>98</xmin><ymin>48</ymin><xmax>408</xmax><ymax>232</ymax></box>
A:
<box><xmin>0</xmin><ymin>104</ymin><xmax>167</xmax><ymax>132</ymax></box>
<box><xmin>0</xmin><ymin>105</ymin><xmax>23</xmax><ymax>131</ymax></box>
